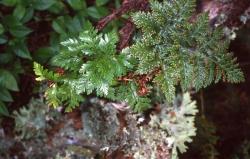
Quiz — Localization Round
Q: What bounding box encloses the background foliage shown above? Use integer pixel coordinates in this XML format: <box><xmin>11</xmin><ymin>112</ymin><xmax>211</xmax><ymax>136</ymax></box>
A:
<box><xmin>0</xmin><ymin>0</ymin><xmax>120</xmax><ymax>115</ymax></box>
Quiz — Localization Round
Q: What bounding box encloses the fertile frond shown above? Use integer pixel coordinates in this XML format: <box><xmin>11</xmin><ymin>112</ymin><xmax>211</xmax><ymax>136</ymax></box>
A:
<box><xmin>130</xmin><ymin>0</ymin><xmax>244</xmax><ymax>102</ymax></box>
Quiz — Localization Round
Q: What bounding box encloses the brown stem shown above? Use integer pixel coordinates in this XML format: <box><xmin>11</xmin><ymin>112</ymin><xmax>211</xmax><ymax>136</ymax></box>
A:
<box><xmin>117</xmin><ymin>19</ymin><xmax>135</xmax><ymax>51</ymax></box>
<box><xmin>96</xmin><ymin>0</ymin><xmax>149</xmax><ymax>31</ymax></box>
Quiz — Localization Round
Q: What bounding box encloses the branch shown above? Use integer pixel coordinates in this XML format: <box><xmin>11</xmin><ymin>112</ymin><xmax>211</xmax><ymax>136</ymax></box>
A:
<box><xmin>117</xmin><ymin>19</ymin><xmax>135</xmax><ymax>50</ymax></box>
<box><xmin>96</xmin><ymin>0</ymin><xmax>149</xmax><ymax>31</ymax></box>
<box><xmin>198</xmin><ymin>0</ymin><xmax>250</xmax><ymax>28</ymax></box>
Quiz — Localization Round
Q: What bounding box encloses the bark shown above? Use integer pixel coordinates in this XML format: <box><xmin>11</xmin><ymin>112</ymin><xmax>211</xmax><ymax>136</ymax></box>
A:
<box><xmin>198</xmin><ymin>0</ymin><xmax>250</xmax><ymax>28</ymax></box>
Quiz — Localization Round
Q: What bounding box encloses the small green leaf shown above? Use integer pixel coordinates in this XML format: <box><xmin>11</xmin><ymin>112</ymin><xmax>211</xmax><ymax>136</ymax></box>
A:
<box><xmin>2</xmin><ymin>15</ymin><xmax>20</xmax><ymax>28</ymax></box>
<box><xmin>0</xmin><ymin>24</ymin><xmax>4</xmax><ymax>34</ymax></box>
<box><xmin>75</xmin><ymin>10</ymin><xmax>88</xmax><ymax>24</ymax></box>
<box><xmin>47</xmin><ymin>1</ymin><xmax>65</xmax><ymax>14</ymax></box>
<box><xmin>11</xmin><ymin>40</ymin><xmax>32</xmax><ymax>60</ymax></box>
<box><xmin>33</xmin><ymin>47</ymin><xmax>55</xmax><ymax>64</ymax></box>
<box><xmin>14</xmin><ymin>44</ymin><xmax>32</xmax><ymax>60</ymax></box>
<box><xmin>72</xmin><ymin>16</ymin><xmax>82</xmax><ymax>32</ymax></box>
<box><xmin>0</xmin><ymin>88</ymin><xmax>13</xmax><ymax>102</ymax></box>
<box><xmin>64</xmin><ymin>16</ymin><xmax>81</xmax><ymax>33</ymax></box>
<box><xmin>21</xmin><ymin>8</ymin><xmax>34</xmax><ymax>23</ymax></box>
<box><xmin>49</xmin><ymin>33</ymin><xmax>60</xmax><ymax>52</ymax></box>
<box><xmin>0</xmin><ymin>53</ymin><xmax>14</xmax><ymax>64</ymax></box>
<box><xmin>115</xmin><ymin>0</ymin><xmax>121</xmax><ymax>8</ymax></box>
<box><xmin>9</xmin><ymin>25</ymin><xmax>32</xmax><ymax>38</ymax></box>
<box><xmin>52</xmin><ymin>17</ymin><xmax>66</xmax><ymax>34</ymax></box>
<box><xmin>0</xmin><ymin>35</ymin><xmax>7</xmax><ymax>44</ymax></box>
<box><xmin>96</xmin><ymin>0</ymin><xmax>109</xmax><ymax>6</ymax></box>
<box><xmin>0</xmin><ymin>0</ymin><xmax>16</xmax><ymax>6</ymax></box>
<box><xmin>0</xmin><ymin>101</ymin><xmax>9</xmax><ymax>116</ymax></box>
<box><xmin>13</xmin><ymin>5</ymin><xmax>26</xmax><ymax>20</ymax></box>
<box><xmin>67</xmin><ymin>0</ymin><xmax>86</xmax><ymax>10</ymax></box>
<box><xmin>33</xmin><ymin>0</ymin><xmax>56</xmax><ymax>10</ymax></box>
<box><xmin>87</xmin><ymin>6</ymin><xmax>103</xmax><ymax>19</ymax></box>
<box><xmin>0</xmin><ymin>69</ymin><xmax>19</xmax><ymax>91</ymax></box>
<box><xmin>12</xmin><ymin>60</ymin><xmax>25</xmax><ymax>75</ymax></box>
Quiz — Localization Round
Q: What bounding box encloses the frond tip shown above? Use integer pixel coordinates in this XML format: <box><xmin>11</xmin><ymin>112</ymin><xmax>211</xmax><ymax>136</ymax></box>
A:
<box><xmin>33</xmin><ymin>62</ymin><xmax>59</xmax><ymax>81</ymax></box>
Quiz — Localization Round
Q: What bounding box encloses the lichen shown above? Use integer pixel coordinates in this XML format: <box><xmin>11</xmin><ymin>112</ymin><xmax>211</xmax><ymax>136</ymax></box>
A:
<box><xmin>13</xmin><ymin>98</ymin><xmax>50</xmax><ymax>139</ymax></box>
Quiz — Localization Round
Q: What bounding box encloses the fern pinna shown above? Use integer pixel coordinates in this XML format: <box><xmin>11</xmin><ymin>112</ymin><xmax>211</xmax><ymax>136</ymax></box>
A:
<box><xmin>34</xmin><ymin>0</ymin><xmax>244</xmax><ymax>112</ymax></box>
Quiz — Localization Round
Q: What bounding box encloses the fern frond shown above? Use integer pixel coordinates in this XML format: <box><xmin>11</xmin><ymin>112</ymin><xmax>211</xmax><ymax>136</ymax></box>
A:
<box><xmin>154</xmin><ymin>73</ymin><xmax>176</xmax><ymax>102</ymax></box>
<box><xmin>34</xmin><ymin>23</ymin><xmax>133</xmax><ymax>111</ymax></box>
<box><xmin>33</xmin><ymin>62</ymin><xmax>59</xmax><ymax>81</ymax></box>
<box><xmin>130</xmin><ymin>0</ymin><xmax>244</xmax><ymax>101</ymax></box>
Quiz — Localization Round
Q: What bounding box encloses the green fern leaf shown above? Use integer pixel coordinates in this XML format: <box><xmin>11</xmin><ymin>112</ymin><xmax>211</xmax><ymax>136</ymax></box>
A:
<box><xmin>33</xmin><ymin>62</ymin><xmax>59</xmax><ymax>81</ymax></box>
<box><xmin>130</xmin><ymin>0</ymin><xmax>244</xmax><ymax>103</ymax></box>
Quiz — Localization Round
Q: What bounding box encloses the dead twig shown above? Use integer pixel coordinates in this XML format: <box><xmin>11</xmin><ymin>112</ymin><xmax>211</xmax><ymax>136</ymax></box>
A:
<box><xmin>96</xmin><ymin>0</ymin><xmax>149</xmax><ymax>31</ymax></box>
<box><xmin>117</xmin><ymin>20</ymin><xmax>135</xmax><ymax>50</ymax></box>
